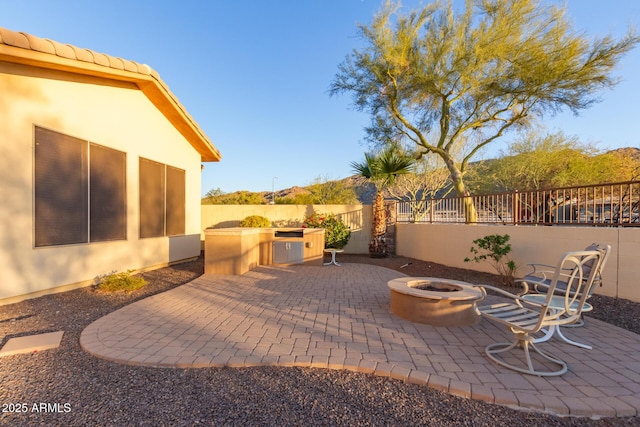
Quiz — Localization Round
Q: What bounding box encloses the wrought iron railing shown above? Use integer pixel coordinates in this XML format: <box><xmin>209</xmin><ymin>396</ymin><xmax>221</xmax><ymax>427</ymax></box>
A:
<box><xmin>396</xmin><ymin>180</ymin><xmax>640</xmax><ymax>226</ymax></box>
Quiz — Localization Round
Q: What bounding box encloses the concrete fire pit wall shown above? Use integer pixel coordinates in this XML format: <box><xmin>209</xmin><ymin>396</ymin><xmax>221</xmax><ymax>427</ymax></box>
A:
<box><xmin>388</xmin><ymin>277</ymin><xmax>483</xmax><ymax>327</ymax></box>
<box><xmin>205</xmin><ymin>228</ymin><xmax>325</xmax><ymax>275</ymax></box>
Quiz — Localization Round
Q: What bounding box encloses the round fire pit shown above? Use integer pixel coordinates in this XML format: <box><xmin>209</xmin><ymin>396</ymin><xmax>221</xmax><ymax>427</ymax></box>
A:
<box><xmin>388</xmin><ymin>277</ymin><xmax>484</xmax><ymax>326</ymax></box>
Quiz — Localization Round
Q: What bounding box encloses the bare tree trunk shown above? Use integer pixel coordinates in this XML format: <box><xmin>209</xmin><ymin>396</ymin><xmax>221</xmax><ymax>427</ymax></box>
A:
<box><xmin>384</xmin><ymin>200</ymin><xmax>397</xmax><ymax>255</ymax></box>
<box><xmin>445</xmin><ymin>158</ymin><xmax>478</xmax><ymax>223</ymax></box>
<box><xmin>369</xmin><ymin>192</ymin><xmax>387</xmax><ymax>257</ymax></box>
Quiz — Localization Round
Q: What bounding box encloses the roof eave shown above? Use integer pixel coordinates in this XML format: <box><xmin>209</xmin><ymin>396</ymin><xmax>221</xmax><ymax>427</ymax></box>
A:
<box><xmin>0</xmin><ymin>36</ymin><xmax>221</xmax><ymax>162</ymax></box>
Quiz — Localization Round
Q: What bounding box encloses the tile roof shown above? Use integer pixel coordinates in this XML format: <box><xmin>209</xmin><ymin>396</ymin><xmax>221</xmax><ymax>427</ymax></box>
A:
<box><xmin>0</xmin><ymin>27</ymin><xmax>221</xmax><ymax>162</ymax></box>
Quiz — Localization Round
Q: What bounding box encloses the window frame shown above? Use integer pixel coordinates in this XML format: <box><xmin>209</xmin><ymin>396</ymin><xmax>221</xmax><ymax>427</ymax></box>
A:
<box><xmin>33</xmin><ymin>126</ymin><xmax>127</xmax><ymax>247</ymax></box>
<box><xmin>138</xmin><ymin>157</ymin><xmax>186</xmax><ymax>239</ymax></box>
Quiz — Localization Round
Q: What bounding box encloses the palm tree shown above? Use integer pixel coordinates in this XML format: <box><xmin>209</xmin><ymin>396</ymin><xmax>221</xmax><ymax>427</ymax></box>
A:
<box><xmin>351</xmin><ymin>146</ymin><xmax>414</xmax><ymax>257</ymax></box>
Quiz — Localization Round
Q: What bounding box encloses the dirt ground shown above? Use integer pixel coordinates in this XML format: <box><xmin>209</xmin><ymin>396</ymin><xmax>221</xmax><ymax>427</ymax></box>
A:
<box><xmin>338</xmin><ymin>253</ymin><xmax>504</xmax><ymax>287</ymax></box>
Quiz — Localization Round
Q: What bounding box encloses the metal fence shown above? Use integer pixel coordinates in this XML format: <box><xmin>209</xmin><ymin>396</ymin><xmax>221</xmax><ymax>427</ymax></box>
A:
<box><xmin>396</xmin><ymin>180</ymin><xmax>640</xmax><ymax>226</ymax></box>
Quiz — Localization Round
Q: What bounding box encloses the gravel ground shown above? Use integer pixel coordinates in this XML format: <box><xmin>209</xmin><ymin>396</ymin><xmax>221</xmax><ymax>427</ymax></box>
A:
<box><xmin>1</xmin><ymin>255</ymin><xmax>639</xmax><ymax>426</ymax></box>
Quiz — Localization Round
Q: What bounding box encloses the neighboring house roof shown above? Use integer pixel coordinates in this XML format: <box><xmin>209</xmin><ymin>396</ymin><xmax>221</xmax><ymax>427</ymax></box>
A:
<box><xmin>0</xmin><ymin>27</ymin><xmax>221</xmax><ymax>162</ymax></box>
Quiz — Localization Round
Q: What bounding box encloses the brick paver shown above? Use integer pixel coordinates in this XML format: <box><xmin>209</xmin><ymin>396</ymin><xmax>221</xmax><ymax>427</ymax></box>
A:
<box><xmin>80</xmin><ymin>263</ymin><xmax>640</xmax><ymax>418</ymax></box>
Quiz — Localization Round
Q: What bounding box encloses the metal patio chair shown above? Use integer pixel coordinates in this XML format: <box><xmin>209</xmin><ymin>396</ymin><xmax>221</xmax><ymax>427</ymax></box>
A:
<box><xmin>517</xmin><ymin>243</ymin><xmax>611</xmax><ymax>347</ymax></box>
<box><xmin>475</xmin><ymin>249</ymin><xmax>603</xmax><ymax>376</ymax></box>
<box><xmin>519</xmin><ymin>242</ymin><xmax>611</xmax><ymax>298</ymax></box>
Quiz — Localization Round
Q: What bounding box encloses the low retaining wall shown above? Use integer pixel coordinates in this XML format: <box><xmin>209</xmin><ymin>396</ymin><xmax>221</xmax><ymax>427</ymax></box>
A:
<box><xmin>396</xmin><ymin>223</ymin><xmax>640</xmax><ymax>303</ymax></box>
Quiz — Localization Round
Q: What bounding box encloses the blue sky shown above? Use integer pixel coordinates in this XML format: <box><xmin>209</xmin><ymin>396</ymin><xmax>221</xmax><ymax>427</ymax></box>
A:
<box><xmin>3</xmin><ymin>0</ymin><xmax>639</xmax><ymax>195</ymax></box>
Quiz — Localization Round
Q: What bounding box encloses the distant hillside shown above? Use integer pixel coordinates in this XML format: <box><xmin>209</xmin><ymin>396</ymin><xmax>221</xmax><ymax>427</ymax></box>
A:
<box><xmin>203</xmin><ymin>147</ymin><xmax>639</xmax><ymax>204</ymax></box>
<box><xmin>615</xmin><ymin>147</ymin><xmax>640</xmax><ymax>161</ymax></box>
<box><xmin>202</xmin><ymin>176</ymin><xmax>378</xmax><ymax>205</ymax></box>
<box><xmin>265</xmin><ymin>176</ymin><xmax>377</xmax><ymax>205</ymax></box>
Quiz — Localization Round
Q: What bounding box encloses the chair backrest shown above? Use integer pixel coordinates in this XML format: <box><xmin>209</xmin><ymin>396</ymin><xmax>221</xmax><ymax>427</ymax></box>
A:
<box><xmin>542</xmin><ymin>249</ymin><xmax>603</xmax><ymax>325</ymax></box>
<box><xmin>582</xmin><ymin>242</ymin><xmax>611</xmax><ymax>290</ymax></box>
<box><xmin>536</xmin><ymin>243</ymin><xmax>611</xmax><ymax>297</ymax></box>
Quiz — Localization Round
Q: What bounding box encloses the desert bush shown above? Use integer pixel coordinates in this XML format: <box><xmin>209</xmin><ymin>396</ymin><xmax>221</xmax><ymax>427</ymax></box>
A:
<box><xmin>464</xmin><ymin>234</ymin><xmax>517</xmax><ymax>287</ymax></box>
<box><xmin>96</xmin><ymin>270</ymin><xmax>147</xmax><ymax>293</ymax></box>
<box><xmin>239</xmin><ymin>215</ymin><xmax>272</xmax><ymax>228</ymax></box>
<box><xmin>303</xmin><ymin>212</ymin><xmax>350</xmax><ymax>249</ymax></box>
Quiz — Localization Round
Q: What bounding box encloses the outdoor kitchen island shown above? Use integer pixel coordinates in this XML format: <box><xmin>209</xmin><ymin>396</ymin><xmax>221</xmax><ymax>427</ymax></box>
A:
<box><xmin>204</xmin><ymin>227</ymin><xmax>325</xmax><ymax>275</ymax></box>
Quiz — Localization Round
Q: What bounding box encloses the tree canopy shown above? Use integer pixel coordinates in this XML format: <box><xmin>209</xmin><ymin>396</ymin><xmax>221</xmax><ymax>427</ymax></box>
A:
<box><xmin>467</xmin><ymin>130</ymin><xmax>640</xmax><ymax>193</ymax></box>
<box><xmin>331</xmin><ymin>0</ymin><xmax>639</xmax><ymax>222</ymax></box>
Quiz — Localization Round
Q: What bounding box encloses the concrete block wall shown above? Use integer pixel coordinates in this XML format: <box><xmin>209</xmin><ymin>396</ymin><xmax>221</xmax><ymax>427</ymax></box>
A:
<box><xmin>200</xmin><ymin>204</ymin><xmax>639</xmax><ymax>302</ymax></box>
<box><xmin>396</xmin><ymin>223</ymin><xmax>640</xmax><ymax>302</ymax></box>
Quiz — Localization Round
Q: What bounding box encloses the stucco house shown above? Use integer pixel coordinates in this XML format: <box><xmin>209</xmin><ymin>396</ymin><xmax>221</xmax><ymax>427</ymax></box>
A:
<box><xmin>0</xmin><ymin>28</ymin><xmax>221</xmax><ymax>304</ymax></box>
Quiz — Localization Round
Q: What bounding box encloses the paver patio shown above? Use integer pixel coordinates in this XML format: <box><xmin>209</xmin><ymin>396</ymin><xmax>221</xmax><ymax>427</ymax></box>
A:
<box><xmin>80</xmin><ymin>263</ymin><xmax>640</xmax><ymax>418</ymax></box>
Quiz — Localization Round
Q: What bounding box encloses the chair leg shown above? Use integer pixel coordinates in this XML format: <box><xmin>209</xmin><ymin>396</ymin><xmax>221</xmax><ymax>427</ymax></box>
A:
<box><xmin>554</xmin><ymin>327</ymin><xmax>592</xmax><ymax>350</ymax></box>
<box><xmin>485</xmin><ymin>334</ymin><xmax>568</xmax><ymax>376</ymax></box>
<box><xmin>533</xmin><ymin>324</ymin><xmax>592</xmax><ymax>349</ymax></box>
<box><xmin>532</xmin><ymin>325</ymin><xmax>555</xmax><ymax>344</ymax></box>
<box><xmin>562</xmin><ymin>315</ymin><xmax>585</xmax><ymax>328</ymax></box>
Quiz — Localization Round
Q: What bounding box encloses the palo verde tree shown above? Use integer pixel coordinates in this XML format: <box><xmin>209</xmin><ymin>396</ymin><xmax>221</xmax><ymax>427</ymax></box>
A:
<box><xmin>331</xmin><ymin>0</ymin><xmax>639</xmax><ymax>222</ymax></box>
<box><xmin>351</xmin><ymin>145</ymin><xmax>414</xmax><ymax>257</ymax></box>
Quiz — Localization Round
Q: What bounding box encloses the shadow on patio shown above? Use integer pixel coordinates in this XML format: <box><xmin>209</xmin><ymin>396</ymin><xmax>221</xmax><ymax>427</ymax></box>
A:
<box><xmin>80</xmin><ymin>263</ymin><xmax>640</xmax><ymax>418</ymax></box>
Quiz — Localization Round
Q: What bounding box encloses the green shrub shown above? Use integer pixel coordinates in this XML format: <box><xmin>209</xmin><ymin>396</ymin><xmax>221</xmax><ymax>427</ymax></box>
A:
<box><xmin>464</xmin><ymin>234</ymin><xmax>517</xmax><ymax>287</ymax></box>
<box><xmin>96</xmin><ymin>270</ymin><xmax>147</xmax><ymax>293</ymax></box>
<box><xmin>303</xmin><ymin>212</ymin><xmax>351</xmax><ymax>249</ymax></box>
<box><xmin>239</xmin><ymin>215</ymin><xmax>272</xmax><ymax>228</ymax></box>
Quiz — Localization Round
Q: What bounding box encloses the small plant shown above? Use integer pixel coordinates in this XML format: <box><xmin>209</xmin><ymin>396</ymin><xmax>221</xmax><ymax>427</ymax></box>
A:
<box><xmin>464</xmin><ymin>234</ymin><xmax>517</xmax><ymax>287</ymax></box>
<box><xmin>96</xmin><ymin>270</ymin><xmax>147</xmax><ymax>293</ymax></box>
<box><xmin>303</xmin><ymin>212</ymin><xmax>351</xmax><ymax>249</ymax></box>
<box><xmin>239</xmin><ymin>215</ymin><xmax>271</xmax><ymax>228</ymax></box>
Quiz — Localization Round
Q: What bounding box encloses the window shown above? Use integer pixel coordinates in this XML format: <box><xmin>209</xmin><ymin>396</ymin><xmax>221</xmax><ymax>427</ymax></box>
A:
<box><xmin>34</xmin><ymin>127</ymin><xmax>127</xmax><ymax>247</ymax></box>
<box><xmin>89</xmin><ymin>143</ymin><xmax>127</xmax><ymax>241</ymax></box>
<box><xmin>139</xmin><ymin>158</ymin><xmax>185</xmax><ymax>238</ymax></box>
<box><xmin>139</xmin><ymin>158</ymin><xmax>165</xmax><ymax>238</ymax></box>
<box><xmin>166</xmin><ymin>166</ymin><xmax>186</xmax><ymax>236</ymax></box>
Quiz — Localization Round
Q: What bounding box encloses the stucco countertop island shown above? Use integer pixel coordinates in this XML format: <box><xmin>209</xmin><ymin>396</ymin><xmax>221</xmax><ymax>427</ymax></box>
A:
<box><xmin>204</xmin><ymin>228</ymin><xmax>325</xmax><ymax>275</ymax></box>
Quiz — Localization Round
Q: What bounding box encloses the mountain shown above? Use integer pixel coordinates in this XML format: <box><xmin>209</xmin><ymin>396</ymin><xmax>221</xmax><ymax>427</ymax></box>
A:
<box><xmin>614</xmin><ymin>147</ymin><xmax>640</xmax><ymax>161</ymax></box>
<box><xmin>202</xmin><ymin>176</ymin><xmax>378</xmax><ymax>205</ymax></box>
<box><xmin>204</xmin><ymin>147</ymin><xmax>639</xmax><ymax>204</ymax></box>
<box><xmin>265</xmin><ymin>177</ymin><xmax>377</xmax><ymax>204</ymax></box>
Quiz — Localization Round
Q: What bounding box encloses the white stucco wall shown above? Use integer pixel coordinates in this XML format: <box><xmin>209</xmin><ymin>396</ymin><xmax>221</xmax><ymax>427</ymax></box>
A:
<box><xmin>0</xmin><ymin>62</ymin><xmax>202</xmax><ymax>303</ymax></box>
<box><xmin>396</xmin><ymin>223</ymin><xmax>640</xmax><ymax>302</ymax></box>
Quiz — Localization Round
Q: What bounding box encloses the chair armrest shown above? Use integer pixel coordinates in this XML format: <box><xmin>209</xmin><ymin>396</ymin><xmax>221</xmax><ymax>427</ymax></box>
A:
<box><xmin>523</xmin><ymin>264</ymin><xmax>557</xmax><ymax>293</ymax></box>
<box><xmin>513</xmin><ymin>278</ymin><xmax>538</xmax><ymax>295</ymax></box>
<box><xmin>522</xmin><ymin>264</ymin><xmax>582</xmax><ymax>295</ymax></box>
<box><xmin>527</xmin><ymin>263</ymin><xmax>556</xmax><ymax>276</ymax></box>
<box><xmin>515</xmin><ymin>276</ymin><xmax>556</xmax><ymax>296</ymax></box>
<box><xmin>528</xmin><ymin>262</ymin><xmax>555</xmax><ymax>271</ymax></box>
<box><xmin>472</xmin><ymin>284</ymin><xmax>546</xmax><ymax>308</ymax></box>
<box><xmin>527</xmin><ymin>263</ymin><xmax>576</xmax><ymax>278</ymax></box>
